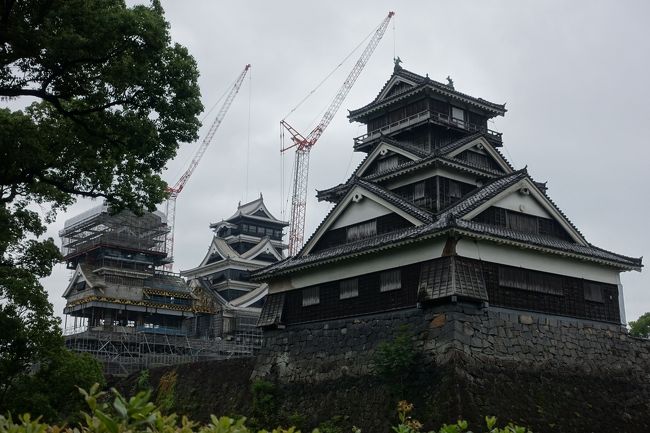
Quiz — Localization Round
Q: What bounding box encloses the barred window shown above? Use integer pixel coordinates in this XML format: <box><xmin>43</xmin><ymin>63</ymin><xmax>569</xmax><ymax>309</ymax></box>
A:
<box><xmin>498</xmin><ymin>267</ymin><xmax>527</xmax><ymax>290</ymax></box>
<box><xmin>499</xmin><ymin>266</ymin><xmax>563</xmax><ymax>295</ymax></box>
<box><xmin>380</xmin><ymin>269</ymin><xmax>402</xmax><ymax>292</ymax></box>
<box><xmin>413</xmin><ymin>181</ymin><xmax>425</xmax><ymax>200</ymax></box>
<box><xmin>584</xmin><ymin>283</ymin><xmax>604</xmax><ymax>303</ymax></box>
<box><xmin>302</xmin><ymin>286</ymin><xmax>320</xmax><ymax>306</ymax></box>
<box><xmin>339</xmin><ymin>279</ymin><xmax>359</xmax><ymax>299</ymax></box>
<box><xmin>508</xmin><ymin>212</ymin><xmax>538</xmax><ymax>233</ymax></box>
<box><xmin>378</xmin><ymin>156</ymin><xmax>399</xmax><ymax>172</ymax></box>
<box><xmin>346</xmin><ymin>220</ymin><xmax>377</xmax><ymax>242</ymax></box>
<box><xmin>466</xmin><ymin>151</ymin><xmax>489</xmax><ymax>169</ymax></box>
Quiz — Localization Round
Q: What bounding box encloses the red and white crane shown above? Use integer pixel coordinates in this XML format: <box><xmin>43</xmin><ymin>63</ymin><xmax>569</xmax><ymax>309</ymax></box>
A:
<box><xmin>281</xmin><ymin>12</ymin><xmax>394</xmax><ymax>256</ymax></box>
<box><xmin>164</xmin><ymin>64</ymin><xmax>251</xmax><ymax>269</ymax></box>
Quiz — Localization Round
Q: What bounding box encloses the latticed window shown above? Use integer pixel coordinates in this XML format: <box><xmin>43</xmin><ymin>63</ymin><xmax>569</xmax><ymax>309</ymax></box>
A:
<box><xmin>346</xmin><ymin>220</ymin><xmax>377</xmax><ymax>242</ymax></box>
<box><xmin>380</xmin><ymin>269</ymin><xmax>402</xmax><ymax>292</ymax></box>
<box><xmin>499</xmin><ymin>266</ymin><xmax>563</xmax><ymax>295</ymax></box>
<box><xmin>584</xmin><ymin>283</ymin><xmax>604</xmax><ymax>303</ymax></box>
<box><xmin>498</xmin><ymin>267</ymin><xmax>527</xmax><ymax>290</ymax></box>
<box><xmin>302</xmin><ymin>286</ymin><xmax>320</xmax><ymax>306</ymax></box>
<box><xmin>508</xmin><ymin>212</ymin><xmax>538</xmax><ymax>233</ymax></box>
<box><xmin>339</xmin><ymin>278</ymin><xmax>359</xmax><ymax>299</ymax></box>
<box><xmin>465</xmin><ymin>151</ymin><xmax>490</xmax><ymax>169</ymax></box>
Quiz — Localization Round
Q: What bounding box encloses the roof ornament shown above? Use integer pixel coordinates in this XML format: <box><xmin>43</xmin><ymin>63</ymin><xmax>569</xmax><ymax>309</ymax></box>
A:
<box><xmin>393</xmin><ymin>56</ymin><xmax>402</xmax><ymax>71</ymax></box>
<box><xmin>446</xmin><ymin>75</ymin><xmax>455</xmax><ymax>89</ymax></box>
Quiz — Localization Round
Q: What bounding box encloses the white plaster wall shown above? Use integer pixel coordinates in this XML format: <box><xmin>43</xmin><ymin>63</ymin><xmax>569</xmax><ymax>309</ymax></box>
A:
<box><xmin>492</xmin><ymin>193</ymin><xmax>552</xmax><ymax>218</ymax></box>
<box><xmin>456</xmin><ymin>238</ymin><xmax>621</xmax><ymax>284</ymax></box>
<box><xmin>268</xmin><ymin>237</ymin><xmax>447</xmax><ymax>293</ymax></box>
<box><xmin>330</xmin><ymin>199</ymin><xmax>392</xmax><ymax>229</ymax></box>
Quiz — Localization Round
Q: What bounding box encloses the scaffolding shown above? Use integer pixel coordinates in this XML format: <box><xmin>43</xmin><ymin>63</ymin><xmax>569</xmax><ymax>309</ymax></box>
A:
<box><xmin>60</xmin><ymin>204</ymin><xmax>264</xmax><ymax>376</ymax></box>
<box><xmin>59</xmin><ymin>204</ymin><xmax>169</xmax><ymax>267</ymax></box>
<box><xmin>64</xmin><ymin>324</ymin><xmax>262</xmax><ymax>376</ymax></box>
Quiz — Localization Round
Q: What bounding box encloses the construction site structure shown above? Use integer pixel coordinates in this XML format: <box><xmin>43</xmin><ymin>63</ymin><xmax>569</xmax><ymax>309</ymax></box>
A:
<box><xmin>281</xmin><ymin>12</ymin><xmax>394</xmax><ymax>256</ymax></box>
<box><xmin>59</xmin><ymin>204</ymin><xmax>258</xmax><ymax>376</ymax></box>
<box><xmin>181</xmin><ymin>195</ymin><xmax>288</xmax><ymax>344</ymax></box>
<box><xmin>164</xmin><ymin>64</ymin><xmax>251</xmax><ymax>269</ymax></box>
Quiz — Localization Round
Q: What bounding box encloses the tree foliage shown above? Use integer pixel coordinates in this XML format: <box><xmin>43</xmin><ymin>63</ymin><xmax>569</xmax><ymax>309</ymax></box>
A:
<box><xmin>0</xmin><ymin>0</ymin><xmax>202</xmax><ymax>414</ymax></box>
<box><xmin>629</xmin><ymin>312</ymin><xmax>650</xmax><ymax>338</ymax></box>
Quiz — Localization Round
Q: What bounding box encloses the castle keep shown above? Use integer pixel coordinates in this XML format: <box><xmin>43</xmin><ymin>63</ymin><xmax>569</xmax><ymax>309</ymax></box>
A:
<box><xmin>253</xmin><ymin>63</ymin><xmax>641</xmax><ymax>329</ymax></box>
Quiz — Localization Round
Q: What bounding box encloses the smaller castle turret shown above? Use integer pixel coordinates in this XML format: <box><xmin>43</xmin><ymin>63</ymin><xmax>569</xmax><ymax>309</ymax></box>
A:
<box><xmin>181</xmin><ymin>195</ymin><xmax>288</xmax><ymax>340</ymax></box>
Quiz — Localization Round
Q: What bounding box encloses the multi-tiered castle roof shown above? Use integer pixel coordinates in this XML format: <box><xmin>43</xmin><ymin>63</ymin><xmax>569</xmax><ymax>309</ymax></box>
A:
<box><xmin>253</xmin><ymin>63</ymin><xmax>641</xmax><ymax>328</ymax></box>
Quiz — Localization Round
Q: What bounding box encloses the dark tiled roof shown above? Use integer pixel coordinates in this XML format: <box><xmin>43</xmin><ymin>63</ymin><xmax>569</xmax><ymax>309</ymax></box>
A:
<box><xmin>419</xmin><ymin>256</ymin><xmax>488</xmax><ymax>302</ymax></box>
<box><xmin>257</xmin><ymin>292</ymin><xmax>285</xmax><ymax>327</ymax></box>
<box><xmin>452</xmin><ymin>219</ymin><xmax>643</xmax><ymax>269</ymax></box>
<box><xmin>437</xmin><ymin>170</ymin><xmax>528</xmax><ymax>218</ymax></box>
<box><xmin>144</xmin><ymin>273</ymin><xmax>192</xmax><ymax>294</ymax></box>
<box><xmin>252</xmin><ymin>169</ymin><xmax>642</xmax><ymax>280</ymax></box>
<box><xmin>355</xmin><ymin>178</ymin><xmax>434</xmax><ymax>223</ymax></box>
<box><xmin>436</xmin><ymin>132</ymin><xmax>485</xmax><ymax>155</ymax></box>
<box><xmin>349</xmin><ymin>68</ymin><xmax>507</xmax><ymax>121</ymax></box>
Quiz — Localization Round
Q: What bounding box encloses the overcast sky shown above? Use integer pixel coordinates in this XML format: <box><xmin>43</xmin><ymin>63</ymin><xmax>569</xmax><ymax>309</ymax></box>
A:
<box><xmin>31</xmin><ymin>0</ymin><xmax>650</xmax><ymax>325</ymax></box>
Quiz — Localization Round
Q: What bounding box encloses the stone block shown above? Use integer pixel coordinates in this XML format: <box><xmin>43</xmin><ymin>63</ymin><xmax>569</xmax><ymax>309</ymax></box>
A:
<box><xmin>519</xmin><ymin>314</ymin><xmax>534</xmax><ymax>325</ymax></box>
<box><xmin>431</xmin><ymin>313</ymin><xmax>446</xmax><ymax>328</ymax></box>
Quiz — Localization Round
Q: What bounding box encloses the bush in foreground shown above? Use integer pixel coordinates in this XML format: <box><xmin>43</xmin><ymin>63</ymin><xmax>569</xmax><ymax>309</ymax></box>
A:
<box><xmin>0</xmin><ymin>385</ymin><xmax>531</xmax><ymax>433</ymax></box>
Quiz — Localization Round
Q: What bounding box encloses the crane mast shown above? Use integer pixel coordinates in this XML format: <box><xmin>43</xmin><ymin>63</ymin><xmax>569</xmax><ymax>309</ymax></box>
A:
<box><xmin>164</xmin><ymin>64</ymin><xmax>251</xmax><ymax>269</ymax></box>
<box><xmin>282</xmin><ymin>12</ymin><xmax>394</xmax><ymax>256</ymax></box>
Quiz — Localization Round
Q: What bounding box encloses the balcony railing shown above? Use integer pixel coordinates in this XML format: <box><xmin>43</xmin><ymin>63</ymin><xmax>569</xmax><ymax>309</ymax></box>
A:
<box><xmin>354</xmin><ymin>109</ymin><xmax>502</xmax><ymax>146</ymax></box>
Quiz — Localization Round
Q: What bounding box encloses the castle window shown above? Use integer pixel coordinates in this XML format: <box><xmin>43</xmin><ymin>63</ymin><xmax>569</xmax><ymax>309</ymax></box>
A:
<box><xmin>380</xmin><ymin>269</ymin><xmax>402</xmax><ymax>292</ymax></box>
<box><xmin>339</xmin><ymin>278</ymin><xmax>359</xmax><ymax>299</ymax></box>
<box><xmin>302</xmin><ymin>286</ymin><xmax>320</xmax><ymax>306</ymax></box>
<box><xmin>498</xmin><ymin>267</ymin><xmax>527</xmax><ymax>290</ymax></box>
<box><xmin>452</xmin><ymin>106</ymin><xmax>465</xmax><ymax>125</ymax></box>
<box><xmin>584</xmin><ymin>283</ymin><xmax>604</xmax><ymax>303</ymax></box>
<box><xmin>466</xmin><ymin>151</ymin><xmax>489</xmax><ymax>169</ymax></box>
<box><xmin>413</xmin><ymin>182</ymin><xmax>425</xmax><ymax>200</ymax></box>
<box><xmin>508</xmin><ymin>212</ymin><xmax>538</xmax><ymax>233</ymax></box>
<box><xmin>346</xmin><ymin>220</ymin><xmax>377</xmax><ymax>242</ymax></box>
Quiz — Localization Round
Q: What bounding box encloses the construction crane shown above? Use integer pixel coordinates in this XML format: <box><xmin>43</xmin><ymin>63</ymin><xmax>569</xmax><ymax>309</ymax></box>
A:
<box><xmin>281</xmin><ymin>12</ymin><xmax>394</xmax><ymax>256</ymax></box>
<box><xmin>164</xmin><ymin>64</ymin><xmax>251</xmax><ymax>269</ymax></box>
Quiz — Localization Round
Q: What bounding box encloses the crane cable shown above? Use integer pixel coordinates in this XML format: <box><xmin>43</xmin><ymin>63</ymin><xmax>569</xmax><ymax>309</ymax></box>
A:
<box><xmin>279</xmin><ymin>18</ymin><xmax>385</xmax><ymax>219</ymax></box>
<box><xmin>281</xmin><ymin>19</ymin><xmax>382</xmax><ymax>123</ymax></box>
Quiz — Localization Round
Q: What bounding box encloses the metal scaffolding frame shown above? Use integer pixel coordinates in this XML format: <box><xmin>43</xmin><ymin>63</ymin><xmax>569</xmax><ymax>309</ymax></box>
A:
<box><xmin>64</xmin><ymin>324</ymin><xmax>262</xmax><ymax>376</ymax></box>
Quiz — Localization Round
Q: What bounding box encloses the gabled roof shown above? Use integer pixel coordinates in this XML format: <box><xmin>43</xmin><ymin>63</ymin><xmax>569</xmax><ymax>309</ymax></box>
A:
<box><xmin>354</xmin><ymin>139</ymin><xmax>425</xmax><ymax>178</ymax></box>
<box><xmin>242</xmin><ymin>237</ymin><xmax>283</xmax><ymax>261</ymax></box>
<box><xmin>348</xmin><ymin>66</ymin><xmax>507</xmax><ymax>122</ymax></box>
<box><xmin>442</xmin><ymin>171</ymin><xmax>588</xmax><ymax>245</ymax></box>
<box><xmin>301</xmin><ymin>178</ymin><xmax>433</xmax><ymax>256</ymax></box>
<box><xmin>317</xmin><ymin>136</ymin><xmax>511</xmax><ymax>204</ymax></box>
<box><xmin>252</xmin><ymin>170</ymin><xmax>642</xmax><ymax>281</ymax></box>
<box><xmin>197</xmin><ymin>236</ymin><xmax>238</xmax><ymax>267</ymax></box>
<box><xmin>213</xmin><ymin>195</ymin><xmax>288</xmax><ymax>227</ymax></box>
<box><xmin>62</xmin><ymin>264</ymin><xmax>106</xmax><ymax>298</ymax></box>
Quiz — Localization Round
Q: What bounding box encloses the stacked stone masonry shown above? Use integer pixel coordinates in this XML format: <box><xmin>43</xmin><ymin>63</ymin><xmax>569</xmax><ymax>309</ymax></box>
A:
<box><xmin>254</xmin><ymin>304</ymin><xmax>650</xmax><ymax>383</ymax></box>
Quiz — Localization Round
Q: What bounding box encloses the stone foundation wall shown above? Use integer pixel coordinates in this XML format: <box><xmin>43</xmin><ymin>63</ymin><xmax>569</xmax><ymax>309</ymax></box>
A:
<box><xmin>254</xmin><ymin>303</ymin><xmax>650</xmax><ymax>382</ymax></box>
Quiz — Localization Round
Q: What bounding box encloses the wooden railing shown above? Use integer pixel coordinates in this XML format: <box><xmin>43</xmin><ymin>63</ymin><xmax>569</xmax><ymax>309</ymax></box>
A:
<box><xmin>354</xmin><ymin>109</ymin><xmax>502</xmax><ymax>145</ymax></box>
